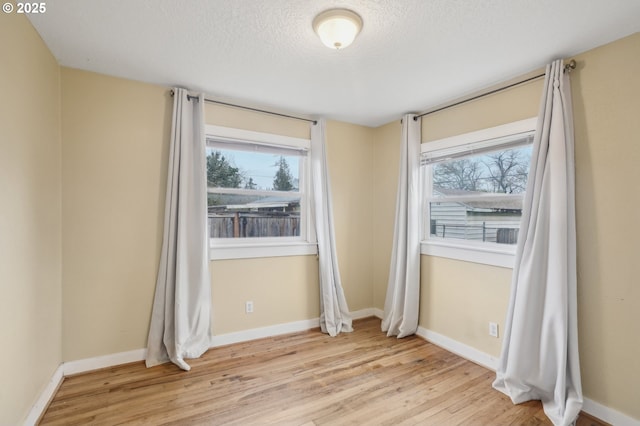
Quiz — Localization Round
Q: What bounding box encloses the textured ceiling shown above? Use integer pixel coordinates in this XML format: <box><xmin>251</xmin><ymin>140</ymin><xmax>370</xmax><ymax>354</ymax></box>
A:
<box><xmin>28</xmin><ymin>0</ymin><xmax>640</xmax><ymax>127</ymax></box>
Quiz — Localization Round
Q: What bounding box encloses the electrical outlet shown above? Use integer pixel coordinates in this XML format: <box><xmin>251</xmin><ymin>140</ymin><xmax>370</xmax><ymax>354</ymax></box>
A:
<box><xmin>489</xmin><ymin>322</ymin><xmax>499</xmax><ymax>338</ymax></box>
<box><xmin>245</xmin><ymin>301</ymin><xmax>254</xmax><ymax>314</ymax></box>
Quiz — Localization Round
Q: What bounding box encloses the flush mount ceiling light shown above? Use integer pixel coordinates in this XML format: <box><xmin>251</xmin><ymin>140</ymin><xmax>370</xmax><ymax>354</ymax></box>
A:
<box><xmin>313</xmin><ymin>9</ymin><xmax>363</xmax><ymax>50</ymax></box>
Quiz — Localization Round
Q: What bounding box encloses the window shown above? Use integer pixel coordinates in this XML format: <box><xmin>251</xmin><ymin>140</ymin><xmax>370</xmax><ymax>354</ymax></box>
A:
<box><xmin>206</xmin><ymin>125</ymin><xmax>317</xmax><ymax>260</ymax></box>
<box><xmin>421</xmin><ymin>118</ymin><xmax>537</xmax><ymax>267</ymax></box>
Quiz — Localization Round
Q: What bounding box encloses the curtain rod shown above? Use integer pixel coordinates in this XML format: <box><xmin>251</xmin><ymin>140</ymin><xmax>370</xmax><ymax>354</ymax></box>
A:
<box><xmin>413</xmin><ymin>59</ymin><xmax>577</xmax><ymax>121</ymax></box>
<box><xmin>169</xmin><ymin>90</ymin><xmax>317</xmax><ymax>125</ymax></box>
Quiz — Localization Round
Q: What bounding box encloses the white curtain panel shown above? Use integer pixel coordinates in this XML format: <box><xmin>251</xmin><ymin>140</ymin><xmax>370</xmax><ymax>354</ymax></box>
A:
<box><xmin>146</xmin><ymin>88</ymin><xmax>212</xmax><ymax>371</ymax></box>
<box><xmin>493</xmin><ymin>60</ymin><xmax>583</xmax><ymax>426</ymax></box>
<box><xmin>310</xmin><ymin>119</ymin><xmax>353</xmax><ymax>336</ymax></box>
<box><xmin>382</xmin><ymin>114</ymin><xmax>421</xmax><ymax>338</ymax></box>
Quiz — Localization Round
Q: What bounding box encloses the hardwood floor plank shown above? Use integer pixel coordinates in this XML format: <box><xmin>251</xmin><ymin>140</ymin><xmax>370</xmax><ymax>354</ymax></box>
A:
<box><xmin>39</xmin><ymin>317</ymin><xmax>604</xmax><ymax>425</ymax></box>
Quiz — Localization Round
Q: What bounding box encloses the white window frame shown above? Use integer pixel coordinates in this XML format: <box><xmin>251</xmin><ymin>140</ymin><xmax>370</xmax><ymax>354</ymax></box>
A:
<box><xmin>420</xmin><ymin>117</ymin><xmax>537</xmax><ymax>268</ymax></box>
<box><xmin>206</xmin><ymin>125</ymin><xmax>317</xmax><ymax>260</ymax></box>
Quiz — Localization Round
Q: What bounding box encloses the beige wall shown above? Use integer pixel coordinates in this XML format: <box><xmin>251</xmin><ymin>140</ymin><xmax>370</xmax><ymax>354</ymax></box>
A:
<box><xmin>5</xmin><ymin>11</ymin><xmax>638</xmax><ymax>422</ymax></box>
<box><xmin>418</xmin><ymin>76</ymin><xmax>542</xmax><ymax>356</ymax></box>
<box><xmin>211</xmin><ymin>257</ymin><xmax>320</xmax><ymax>334</ymax></box>
<box><xmin>207</xmin><ymin>116</ymin><xmax>375</xmax><ymax>333</ymax></box>
<box><xmin>325</xmin><ymin>121</ymin><xmax>375</xmax><ymax>311</ymax></box>
<box><xmin>370</xmin><ymin>80</ymin><xmax>541</xmax><ymax>352</ymax></box>
<box><xmin>371</xmin><ymin>75</ymin><xmax>542</xmax><ymax>316</ymax></box>
<box><xmin>60</xmin><ymin>70</ymin><xmax>375</xmax><ymax>355</ymax></box>
<box><xmin>61</xmin><ymin>68</ymin><xmax>172</xmax><ymax>360</ymax></box>
<box><xmin>419</xmin><ymin>257</ymin><xmax>512</xmax><ymax>356</ymax></box>
<box><xmin>372</xmin><ymin>34</ymin><xmax>640</xmax><ymax>419</ymax></box>
<box><xmin>421</xmin><ymin>78</ymin><xmax>543</xmax><ymax>143</ymax></box>
<box><xmin>205</xmin><ymin>103</ymin><xmax>321</xmax><ymax>335</ymax></box>
<box><xmin>0</xmin><ymin>14</ymin><xmax>62</xmax><ymax>425</ymax></box>
<box><xmin>372</xmin><ymin>120</ymin><xmax>402</xmax><ymax>309</ymax></box>
<box><xmin>205</xmin><ymin>103</ymin><xmax>310</xmax><ymax>139</ymax></box>
<box><xmin>570</xmin><ymin>32</ymin><xmax>640</xmax><ymax>419</ymax></box>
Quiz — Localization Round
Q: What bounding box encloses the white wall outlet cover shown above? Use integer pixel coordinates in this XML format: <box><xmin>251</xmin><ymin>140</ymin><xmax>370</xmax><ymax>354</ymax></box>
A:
<box><xmin>489</xmin><ymin>322</ymin><xmax>499</xmax><ymax>337</ymax></box>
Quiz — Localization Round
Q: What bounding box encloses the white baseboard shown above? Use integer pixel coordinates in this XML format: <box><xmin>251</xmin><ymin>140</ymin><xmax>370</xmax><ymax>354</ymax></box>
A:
<box><xmin>583</xmin><ymin>397</ymin><xmax>640</xmax><ymax>426</ymax></box>
<box><xmin>28</xmin><ymin>309</ymin><xmax>637</xmax><ymax>426</ymax></box>
<box><xmin>23</xmin><ymin>364</ymin><xmax>64</xmax><ymax>426</ymax></box>
<box><xmin>61</xmin><ymin>310</ymin><xmax>378</xmax><ymax>380</ymax></box>
<box><xmin>209</xmin><ymin>308</ymin><xmax>375</xmax><ymax>347</ymax></box>
<box><xmin>415</xmin><ymin>326</ymin><xmax>499</xmax><ymax>371</ymax></box>
<box><xmin>414</xmin><ymin>326</ymin><xmax>639</xmax><ymax>425</ymax></box>
<box><xmin>211</xmin><ymin>318</ymin><xmax>320</xmax><ymax>347</ymax></box>
<box><xmin>63</xmin><ymin>348</ymin><xmax>147</xmax><ymax>376</ymax></box>
<box><xmin>352</xmin><ymin>307</ymin><xmax>379</xmax><ymax>320</ymax></box>
<box><xmin>60</xmin><ymin>309</ymin><xmax>378</xmax><ymax>380</ymax></box>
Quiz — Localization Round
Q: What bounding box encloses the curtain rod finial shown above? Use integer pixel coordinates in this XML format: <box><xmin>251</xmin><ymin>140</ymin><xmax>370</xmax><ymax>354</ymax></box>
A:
<box><xmin>564</xmin><ymin>59</ymin><xmax>577</xmax><ymax>72</ymax></box>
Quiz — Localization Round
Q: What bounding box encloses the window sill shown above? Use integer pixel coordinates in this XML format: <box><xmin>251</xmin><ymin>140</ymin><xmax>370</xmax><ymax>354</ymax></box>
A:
<box><xmin>209</xmin><ymin>241</ymin><xmax>318</xmax><ymax>260</ymax></box>
<box><xmin>420</xmin><ymin>239</ymin><xmax>515</xmax><ymax>268</ymax></box>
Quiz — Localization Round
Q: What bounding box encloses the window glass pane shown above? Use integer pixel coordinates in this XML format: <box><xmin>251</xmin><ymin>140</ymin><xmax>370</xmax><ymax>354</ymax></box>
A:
<box><xmin>432</xmin><ymin>145</ymin><xmax>532</xmax><ymax>195</ymax></box>
<box><xmin>421</xmin><ymin>132</ymin><xmax>533</xmax><ymax>165</ymax></box>
<box><xmin>208</xmin><ymin>193</ymin><xmax>300</xmax><ymax>238</ymax></box>
<box><xmin>429</xmin><ymin>145</ymin><xmax>532</xmax><ymax>245</ymax></box>
<box><xmin>429</xmin><ymin>201</ymin><xmax>522</xmax><ymax>244</ymax></box>
<box><xmin>206</xmin><ymin>147</ymin><xmax>300</xmax><ymax>191</ymax></box>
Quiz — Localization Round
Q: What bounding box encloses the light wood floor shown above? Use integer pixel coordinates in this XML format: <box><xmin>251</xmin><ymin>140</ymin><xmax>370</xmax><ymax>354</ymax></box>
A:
<box><xmin>40</xmin><ymin>317</ymin><xmax>604</xmax><ymax>425</ymax></box>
